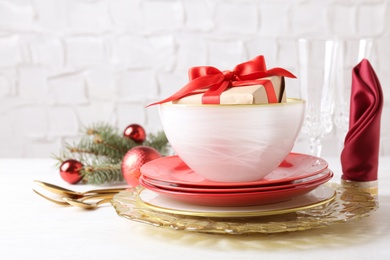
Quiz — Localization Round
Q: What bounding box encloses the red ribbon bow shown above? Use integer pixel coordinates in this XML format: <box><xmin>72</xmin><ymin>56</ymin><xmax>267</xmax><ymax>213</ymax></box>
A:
<box><xmin>148</xmin><ymin>55</ymin><xmax>296</xmax><ymax>106</ymax></box>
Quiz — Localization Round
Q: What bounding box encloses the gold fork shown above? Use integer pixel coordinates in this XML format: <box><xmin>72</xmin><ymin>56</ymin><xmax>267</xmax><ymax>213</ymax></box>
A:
<box><xmin>33</xmin><ymin>189</ymin><xmax>116</xmax><ymax>207</ymax></box>
<box><xmin>33</xmin><ymin>180</ymin><xmax>126</xmax><ymax>198</ymax></box>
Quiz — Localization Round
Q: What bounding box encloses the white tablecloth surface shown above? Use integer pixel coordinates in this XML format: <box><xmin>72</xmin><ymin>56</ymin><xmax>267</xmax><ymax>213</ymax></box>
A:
<box><xmin>0</xmin><ymin>157</ymin><xmax>389</xmax><ymax>260</ymax></box>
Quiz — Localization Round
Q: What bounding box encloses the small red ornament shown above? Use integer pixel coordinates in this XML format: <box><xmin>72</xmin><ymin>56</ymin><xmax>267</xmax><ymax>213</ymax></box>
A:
<box><xmin>59</xmin><ymin>159</ymin><xmax>83</xmax><ymax>184</ymax></box>
<box><xmin>123</xmin><ymin>124</ymin><xmax>146</xmax><ymax>143</ymax></box>
<box><xmin>121</xmin><ymin>146</ymin><xmax>161</xmax><ymax>187</ymax></box>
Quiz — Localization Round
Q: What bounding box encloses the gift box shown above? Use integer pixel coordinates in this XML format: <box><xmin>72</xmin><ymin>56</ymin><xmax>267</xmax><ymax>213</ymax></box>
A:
<box><xmin>148</xmin><ymin>55</ymin><xmax>295</xmax><ymax>107</ymax></box>
<box><xmin>172</xmin><ymin>76</ymin><xmax>286</xmax><ymax>105</ymax></box>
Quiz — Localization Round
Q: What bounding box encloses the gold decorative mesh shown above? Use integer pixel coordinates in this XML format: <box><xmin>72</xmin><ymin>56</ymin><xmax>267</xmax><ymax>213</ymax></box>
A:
<box><xmin>111</xmin><ymin>183</ymin><xmax>378</xmax><ymax>235</ymax></box>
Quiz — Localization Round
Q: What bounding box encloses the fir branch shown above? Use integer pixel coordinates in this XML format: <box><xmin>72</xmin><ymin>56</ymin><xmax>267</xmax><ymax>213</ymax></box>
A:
<box><xmin>66</xmin><ymin>146</ymin><xmax>100</xmax><ymax>156</ymax></box>
<box><xmin>80</xmin><ymin>123</ymin><xmax>138</xmax><ymax>160</ymax></box>
<box><xmin>71</xmin><ymin>136</ymin><xmax>125</xmax><ymax>163</ymax></box>
<box><xmin>52</xmin><ymin>147</ymin><xmax>94</xmax><ymax>166</ymax></box>
<box><xmin>87</xmin><ymin>122</ymin><xmax>137</xmax><ymax>150</ymax></box>
<box><xmin>51</xmin><ymin>153</ymin><xmax>67</xmax><ymax>167</ymax></box>
<box><xmin>53</xmin><ymin>122</ymin><xmax>171</xmax><ymax>185</ymax></box>
<box><xmin>144</xmin><ymin>131</ymin><xmax>170</xmax><ymax>155</ymax></box>
<box><xmin>84</xmin><ymin>122</ymin><xmax>115</xmax><ymax>136</ymax></box>
<box><xmin>81</xmin><ymin>163</ymin><xmax>123</xmax><ymax>185</ymax></box>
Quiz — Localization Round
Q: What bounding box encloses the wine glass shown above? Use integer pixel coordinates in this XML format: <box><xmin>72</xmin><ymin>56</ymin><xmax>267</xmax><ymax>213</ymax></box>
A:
<box><xmin>333</xmin><ymin>38</ymin><xmax>374</xmax><ymax>146</ymax></box>
<box><xmin>297</xmin><ymin>38</ymin><xmax>339</xmax><ymax>157</ymax></box>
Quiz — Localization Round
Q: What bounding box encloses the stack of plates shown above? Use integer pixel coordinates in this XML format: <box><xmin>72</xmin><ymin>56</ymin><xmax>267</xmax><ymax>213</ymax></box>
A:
<box><xmin>138</xmin><ymin>153</ymin><xmax>335</xmax><ymax>216</ymax></box>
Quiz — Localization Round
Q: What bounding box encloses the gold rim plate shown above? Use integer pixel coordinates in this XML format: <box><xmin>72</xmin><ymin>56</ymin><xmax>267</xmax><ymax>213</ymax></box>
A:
<box><xmin>111</xmin><ymin>183</ymin><xmax>378</xmax><ymax>235</ymax></box>
<box><xmin>137</xmin><ymin>185</ymin><xmax>336</xmax><ymax>218</ymax></box>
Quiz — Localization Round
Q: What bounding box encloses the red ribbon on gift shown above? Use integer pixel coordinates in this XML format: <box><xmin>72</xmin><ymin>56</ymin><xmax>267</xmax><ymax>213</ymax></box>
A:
<box><xmin>148</xmin><ymin>55</ymin><xmax>296</xmax><ymax>106</ymax></box>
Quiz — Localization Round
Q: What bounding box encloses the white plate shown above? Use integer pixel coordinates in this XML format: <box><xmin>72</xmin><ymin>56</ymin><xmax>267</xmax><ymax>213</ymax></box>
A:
<box><xmin>137</xmin><ymin>184</ymin><xmax>336</xmax><ymax>218</ymax></box>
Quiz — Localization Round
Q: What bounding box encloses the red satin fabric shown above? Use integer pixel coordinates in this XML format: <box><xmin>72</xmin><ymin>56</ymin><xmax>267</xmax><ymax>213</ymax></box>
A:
<box><xmin>341</xmin><ymin>59</ymin><xmax>383</xmax><ymax>182</ymax></box>
<box><xmin>148</xmin><ymin>55</ymin><xmax>296</xmax><ymax>106</ymax></box>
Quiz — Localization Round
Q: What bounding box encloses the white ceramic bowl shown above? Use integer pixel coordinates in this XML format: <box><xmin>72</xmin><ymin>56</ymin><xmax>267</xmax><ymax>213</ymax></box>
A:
<box><xmin>159</xmin><ymin>98</ymin><xmax>305</xmax><ymax>182</ymax></box>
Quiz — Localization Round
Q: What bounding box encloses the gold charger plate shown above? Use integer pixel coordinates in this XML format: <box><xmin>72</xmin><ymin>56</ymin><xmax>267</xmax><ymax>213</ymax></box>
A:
<box><xmin>111</xmin><ymin>183</ymin><xmax>378</xmax><ymax>235</ymax></box>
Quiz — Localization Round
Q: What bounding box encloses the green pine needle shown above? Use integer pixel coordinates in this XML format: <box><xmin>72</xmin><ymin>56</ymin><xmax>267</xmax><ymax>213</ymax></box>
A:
<box><xmin>81</xmin><ymin>162</ymin><xmax>123</xmax><ymax>185</ymax></box>
<box><xmin>144</xmin><ymin>131</ymin><xmax>170</xmax><ymax>156</ymax></box>
<box><xmin>54</xmin><ymin>122</ymin><xmax>170</xmax><ymax>185</ymax></box>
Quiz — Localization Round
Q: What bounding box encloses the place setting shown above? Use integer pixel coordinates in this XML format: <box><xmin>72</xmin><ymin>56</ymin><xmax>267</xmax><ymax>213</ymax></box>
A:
<box><xmin>28</xmin><ymin>40</ymin><xmax>383</xmax><ymax>235</ymax></box>
<box><xmin>112</xmin><ymin>153</ymin><xmax>372</xmax><ymax>235</ymax></box>
<box><xmin>111</xmin><ymin>51</ymin><xmax>383</xmax><ymax>235</ymax></box>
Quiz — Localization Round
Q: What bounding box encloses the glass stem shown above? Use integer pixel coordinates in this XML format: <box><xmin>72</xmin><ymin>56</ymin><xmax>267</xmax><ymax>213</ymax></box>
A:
<box><xmin>335</xmin><ymin>128</ymin><xmax>348</xmax><ymax>158</ymax></box>
<box><xmin>309</xmin><ymin>137</ymin><xmax>322</xmax><ymax>157</ymax></box>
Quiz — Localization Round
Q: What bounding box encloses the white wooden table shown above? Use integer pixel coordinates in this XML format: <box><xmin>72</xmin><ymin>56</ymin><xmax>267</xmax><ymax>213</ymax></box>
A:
<box><xmin>0</xmin><ymin>157</ymin><xmax>389</xmax><ymax>260</ymax></box>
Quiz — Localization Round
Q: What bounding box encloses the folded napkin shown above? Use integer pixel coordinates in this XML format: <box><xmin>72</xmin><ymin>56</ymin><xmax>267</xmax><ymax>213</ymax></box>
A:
<box><xmin>341</xmin><ymin>59</ymin><xmax>383</xmax><ymax>182</ymax></box>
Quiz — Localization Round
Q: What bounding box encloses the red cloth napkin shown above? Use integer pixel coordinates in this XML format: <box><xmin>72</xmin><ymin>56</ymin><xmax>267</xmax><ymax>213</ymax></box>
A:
<box><xmin>341</xmin><ymin>59</ymin><xmax>383</xmax><ymax>182</ymax></box>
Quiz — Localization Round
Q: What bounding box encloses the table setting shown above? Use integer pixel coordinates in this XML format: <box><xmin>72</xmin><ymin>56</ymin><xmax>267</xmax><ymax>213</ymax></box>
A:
<box><xmin>109</xmin><ymin>50</ymin><xmax>382</xmax><ymax>235</ymax></box>
<box><xmin>1</xmin><ymin>38</ymin><xmax>388</xmax><ymax>259</ymax></box>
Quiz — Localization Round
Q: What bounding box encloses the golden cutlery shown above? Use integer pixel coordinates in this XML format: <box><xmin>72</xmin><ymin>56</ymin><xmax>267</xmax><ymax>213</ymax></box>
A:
<box><xmin>33</xmin><ymin>189</ymin><xmax>70</xmax><ymax>206</ymax></box>
<box><xmin>33</xmin><ymin>189</ymin><xmax>115</xmax><ymax>207</ymax></box>
<box><xmin>33</xmin><ymin>180</ymin><xmax>126</xmax><ymax>198</ymax></box>
<box><xmin>62</xmin><ymin>197</ymin><xmax>112</xmax><ymax>210</ymax></box>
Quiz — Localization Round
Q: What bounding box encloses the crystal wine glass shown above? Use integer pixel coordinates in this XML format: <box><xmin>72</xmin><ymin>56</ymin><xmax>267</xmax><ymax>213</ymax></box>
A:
<box><xmin>297</xmin><ymin>38</ymin><xmax>339</xmax><ymax>157</ymax></box>
<box><xmin>333</xmin><ymin>38</ymin><xmax>374</xmax><ymax>145</ymax></box>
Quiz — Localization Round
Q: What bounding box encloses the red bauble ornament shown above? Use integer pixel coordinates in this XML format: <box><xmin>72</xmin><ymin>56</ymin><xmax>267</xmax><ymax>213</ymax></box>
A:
<box><xmin>121</xmin><ymin>146</ymin><xmax>161</xmax><ymax>187</ymax></box>
<box><xmin>123</xmin><ymin>124</ymin><xmax>146</xmax><ymax>143</ymax></box>
<box><xmin>59</xmin><ymin>159</ymin><xmax>83</xmax><ymax>184</ymax></box>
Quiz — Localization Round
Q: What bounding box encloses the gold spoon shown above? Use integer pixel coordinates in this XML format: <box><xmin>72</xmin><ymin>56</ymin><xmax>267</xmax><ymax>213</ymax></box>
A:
<box><xmin>33</xmin><ymin>189</ymin><xmax>116</xmax><ymax>206</ymax></box>
<box><xmin>33</xmin><ymin>180</ymin><xmax>126</xmax><ymax>198</ymax></box>
<box><xmin>62</xmin><ymin>197</ymin><xmax>112</xmax><ymax>210</ymax></box>
<box><xmin>33</xmin><ymin>189</ymin><xmax>70</xmax><ymax>206</ymax></box>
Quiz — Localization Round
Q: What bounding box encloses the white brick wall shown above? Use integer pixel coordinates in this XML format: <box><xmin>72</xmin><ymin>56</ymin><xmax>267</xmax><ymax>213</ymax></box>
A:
<box><xmin>0</xmin><ymin>0</ymin><xmax>389</xmax><ymax>158</ymax></box>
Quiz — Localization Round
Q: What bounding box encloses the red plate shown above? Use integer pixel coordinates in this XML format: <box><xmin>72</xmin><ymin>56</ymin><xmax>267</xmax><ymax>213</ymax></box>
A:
<box><xmin>139</xmin><ymin>173</ymin><xmax>333</xmax><ymax>207</ymax></box>
<box><xmin>141</xmin><ymin>169</ymin><xmax>333</xmax><ymax>193</ymax></box>
<box><xmin>140</xmin><ymin>153</ymin><xmax>328</xmax><ymax>188</ymax></box>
